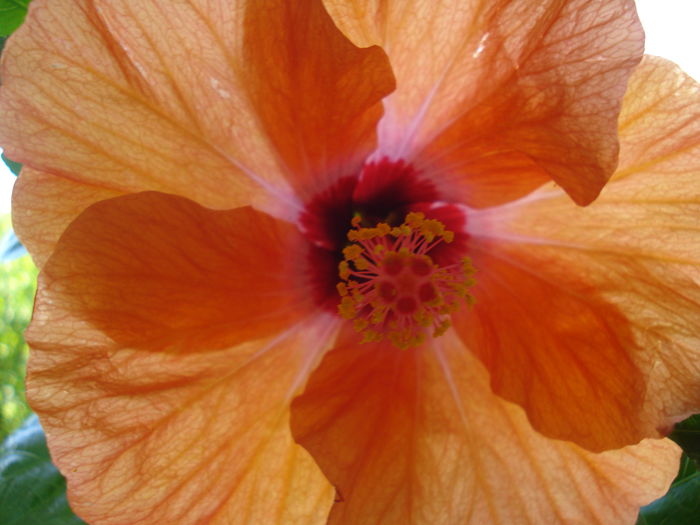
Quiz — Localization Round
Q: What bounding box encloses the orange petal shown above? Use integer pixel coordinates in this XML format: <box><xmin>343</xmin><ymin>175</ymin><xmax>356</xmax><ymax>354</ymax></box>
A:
<box><xmin>0</xmin><ymin>0</ymin><xmax>393</xmax><ymax>214</ymax></box>
<box><xmin>12</xmin><ymin>168</ymin><xmax>123</xmax><ymax>268</ymax></box>
<box><xmin>291</xmin><ymin>331</ymin><xmax>679</xmax><ymax>524</ymax></box>
<box><xmin>27</xmin><ymin>192</ymin><xmax>337</xmax><ymax>523</ymax></box>
<box><xmin>236</xmin><ymin>0</ymin><xmax>394</xmax><ymax>198</ymax></box>
<box><xmin>323</xmin><ymin>0</ymin><xmax>643</xmax><ymax>205</ymax></box>
<box><xmin>37</xmin><ymin>192</ymin><xmax>315</xmax><ymax>351</ymax></box>
<box><xmin>463</xmin><ymin>56</ymin><xmax>700</xmax><ymax>449</ymax></box>
<box><xmin>453</xmin><ymin>236</ymin><xmax>648</xmax><ymax>450</ymax></box>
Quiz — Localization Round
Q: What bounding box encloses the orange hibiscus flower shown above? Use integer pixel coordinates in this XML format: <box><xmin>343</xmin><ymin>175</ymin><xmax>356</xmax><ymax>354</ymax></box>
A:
<box><xmin>1</xmin><ymin>0</ymin><xmax>699</xmax><ymax>523</ymax></box>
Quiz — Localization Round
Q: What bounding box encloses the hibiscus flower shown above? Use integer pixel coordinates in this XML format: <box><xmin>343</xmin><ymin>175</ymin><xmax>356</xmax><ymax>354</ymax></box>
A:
<box><xmin>1</xmin><ymin>0</ymin><xmax>699</xmax><ymax>523</ymax></box>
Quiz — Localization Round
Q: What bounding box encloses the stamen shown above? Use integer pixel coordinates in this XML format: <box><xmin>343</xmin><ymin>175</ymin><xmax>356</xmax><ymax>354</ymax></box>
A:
<box><xmin>337</xmin><ymin>212</ymin><xmax>475</xmax><ymax>349</ymax></box>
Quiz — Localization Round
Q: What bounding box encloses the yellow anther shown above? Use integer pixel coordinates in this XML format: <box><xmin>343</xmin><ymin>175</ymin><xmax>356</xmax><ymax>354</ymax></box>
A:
<box><xmin>405</xmin><ymin>212</ymin><xmax>425</xmax><ymax>228</ymax></box>
<box><xmin>394</xmin><ymin>224</ymin><xmax>411</xmax><ymax>236</ymax></box>
<box><xmin>370</xmin><ymin>309</ymin><xmax>386</xmax><ymax>324</ymax></box>
<box><xmin>351</xmin><ymin>291</ymin><xmax>364</xmax><ymax>302</ymax></box>
<box><xmin>434</xmin><ymin>320</ymin><xmax>451</xmax><ymax>337</ymax></box>
<box><xmin>463</xmin><ymin>259</ymin><xmax>476</xmax><ymax>274</ymax></box>
<box><xmin>354</xmin><ymin>319</ymin><xmax>368</xmax><ymax>332</ymax></box>
<box><xmin>355</xmin><ymin>257</ymin><xmax>369</xmax><ymax>271</ymax></box>
<box><xmin>339</xmin><ymin>260</ymin><xmax>351</xmax><ymax>280</ymax></box>
<box><xmin>362</xmin><ymin>329</ymin><xmax>382</xmax><ymax>343</ymax></box>
<box><xmin>339</xmin><ymin>296</ymin><xmax>357</xmax><ymax>318</ymax></box>
<box><xmin>343</xmin><ymin>244</ymin><xmax>363</xmax><ymax>260</ymax></box>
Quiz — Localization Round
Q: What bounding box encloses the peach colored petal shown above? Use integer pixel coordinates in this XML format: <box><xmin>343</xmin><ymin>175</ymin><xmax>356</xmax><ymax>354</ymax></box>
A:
<box><xmin>26</xmin><ymin>192</ymin><xmax>337</xmax><ymax>523</ymax></box>
<box><xmin>323</xmin><ymin>0</ymin><xmax>643</xmax><ymax>205</ymax></box>
<box><xmin>465</xmin><ymin>56</ymin><xmax>700</xmax><ymax>448</ymax></box>
<box><xmin>29</xmin><ymin>329</ymin><xmax>336</xmax><ymax>524</ymax></box>
<box><xmin>291</xmin><ymin>331</ymin><xmax>679</xmax><ymax>525</ymax></box>
<box><xmin>12</xmin><ymin>168</ymin><xmax>123</xmax><ymax>268</ymax></box>
<box><xmin>0</xmin><ymin>0</ymin><xmax>262</xmax><ymax>210</ymax></box>
<box><xmin>0</xmin><ymin>0</ymin><xmax>393</xmax><ymax>216</ymax></box>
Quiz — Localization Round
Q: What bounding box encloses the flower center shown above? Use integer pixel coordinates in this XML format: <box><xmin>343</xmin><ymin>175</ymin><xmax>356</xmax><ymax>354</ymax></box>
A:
<box><xmin>337</xmin><ymin>212</ymin><xmax>475</xmax><ymax>349</ymax></box>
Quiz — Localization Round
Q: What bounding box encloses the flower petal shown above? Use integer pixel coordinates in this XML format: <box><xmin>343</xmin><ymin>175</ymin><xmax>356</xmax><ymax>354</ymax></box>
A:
<box><xmin>232</xmin><ymin>0</ymin><xmax>394</xmax><ymax>199</ymax></box>
<box><xmin>453</xmin><ymin>237</ymin><xmax>648</xmax><ymax>450</ymax></box>
<box><xmin>27</xmin><ymin>192</ymin><xmax>336</xmax><ymax>523</ymax></box>
<box><xmin>12</xmin><ymin>168</ymin><xmax>123</xmax><ymax>268</ymax></box>
<box><xmin>37</xmin><ymin>191</ymin><xmax>315</xmax><ymax>351</ymax></box>
<box><xmin>0</xmin><ymin>0</ymin><xmax>260</xmax><ymax>209</ymax></box>
<box><xmin>464</xmin><ymin>56</ymin><xmax>700</xmax><ymax>449</ymax></box>
<box><xmin>0</xmin><ymin>0</ymin><xmax>393</xmax><ymax>214</ymax></box>
<box><xmin>323</xmin><ymin>0</ymin><xmax>643</xmax><ymax>205</ymax></box>
<box><xmin>291</xmin><ymin>331</ymin><xmax>679</xmax><ymax>525</ymax></box>
<box><xmin>29</xmin><ymin>330</ymin><xmax>336</xmax><ymax>524</ymax></box>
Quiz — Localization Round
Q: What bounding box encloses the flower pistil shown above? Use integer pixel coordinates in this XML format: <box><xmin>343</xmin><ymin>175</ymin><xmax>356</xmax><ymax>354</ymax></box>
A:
<box><xmin>338</xmin><ymin>212</ymin><xmax>475</xmax><ymax>349</ymax></box>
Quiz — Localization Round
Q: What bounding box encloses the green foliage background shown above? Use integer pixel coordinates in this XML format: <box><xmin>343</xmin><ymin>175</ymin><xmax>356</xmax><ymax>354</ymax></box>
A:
<box><xmin>0</xmin><ymin>215</ymin><xmax>36</xmax><ymax>440</ymax></box>
<box><xmin>0</xmin><ymin>0</ymin><xmax>30</xmax><ymax>37</ymax></box>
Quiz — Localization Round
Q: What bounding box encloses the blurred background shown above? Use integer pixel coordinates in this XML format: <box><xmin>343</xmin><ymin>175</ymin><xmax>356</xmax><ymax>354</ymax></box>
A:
<box><xmin>0</xmin><ymin>218</ymin><xmax>35</xmax><ymax>440</ymax></box>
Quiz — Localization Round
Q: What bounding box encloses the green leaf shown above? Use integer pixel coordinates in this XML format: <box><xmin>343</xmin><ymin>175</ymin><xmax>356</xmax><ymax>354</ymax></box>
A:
<box><xmin>670</xmin><ymin>414</ymin><xmax>700</xmax><ymax>465</ymax></box>
<box><xmin>0</xmin><ymin>0</ymin><xmax>30</xmax><ymax>37</ymax></box>
<box><xmin>636</xmin><ymin>413</ymin><xmax>700</xmax><ymax>524</ymax></box>
<box><xmin>674</xmin><ymin>454</ymin><xmax>699</xmax><ymax>482</ymax></box>
<box><xmin>637</xmin><ymin>466</ymin><xmax>700</xmax><ymax>525</ymax></box>
<box><xmin>1</xmin><ymin>152</ymin><xmax>22</xmax><ymax>176</ymax></box>
<box><xmin>0</xmin><ymin>416</ymin><xmax>85</xmax><ymax>525</ymax></box>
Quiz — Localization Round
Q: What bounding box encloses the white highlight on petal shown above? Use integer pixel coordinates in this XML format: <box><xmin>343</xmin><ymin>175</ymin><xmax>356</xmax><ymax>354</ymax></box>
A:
<box><xmin>472</xmin><ymin>32</ymin><xmax>490</xmax><ymax>59</ymax></box>
<box><xmin>209</xmin><ymin>77</ymin><xmax>232</xmax><ymax>100</ymax></box>
<box><xmin>285</xmin><ymin>313</ymin><xmax>340</xmax><ymax>401</ymax></box>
